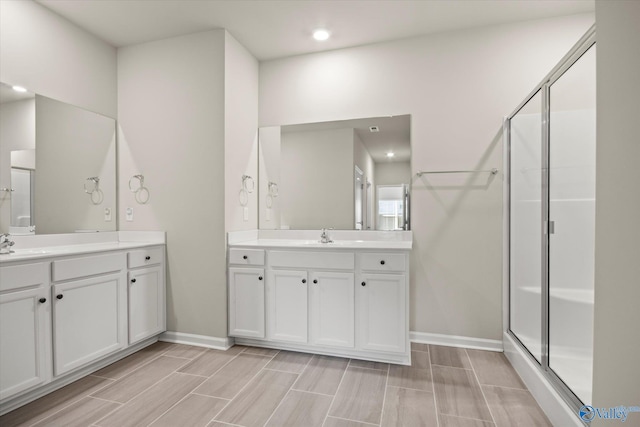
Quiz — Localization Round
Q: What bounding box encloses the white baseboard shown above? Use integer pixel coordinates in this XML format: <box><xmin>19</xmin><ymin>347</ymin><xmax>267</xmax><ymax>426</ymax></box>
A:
<box><xmin>159</xmin><ymin>331</ymin><xmax>234</xmax><ymax>351</ymax></box>
<box><xmin>503</xmin><ymin>332</ymin><xmax>583</xmax><ymax>427</ymax></box>
<box><xmin>410</xmin><ymin>331</ymin><xmax>503</xmax><ymax>352</ymax></box>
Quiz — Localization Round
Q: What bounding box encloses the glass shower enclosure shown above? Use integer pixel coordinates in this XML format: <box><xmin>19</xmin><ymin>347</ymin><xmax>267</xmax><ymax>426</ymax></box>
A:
<box><xmin>507</xmin><ymin>27</ymin><xmax>596</xmax><ymax>410</ymax></box>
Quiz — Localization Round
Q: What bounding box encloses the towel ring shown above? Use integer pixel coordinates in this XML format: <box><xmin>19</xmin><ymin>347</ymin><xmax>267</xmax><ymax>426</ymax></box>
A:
<box><xmin>242</xmin><ymin>175</ymin><xmax>255</xmax><ymax>193</ymax></box>
<box><xmin>239</xmin><ymin>188</ymin><xmax>249</xmax><ymax>207</ymax></box>
<box><xmin>268</xmin><ymin>181</ymin><xmax>279</xmax><ymax>197</ymax></box>
<box><xmin>84</xmin><ymin>177</ymin><xmax>100</xmax><ymax>194</ymax></box>
<box><xmin>90</xmin><ymin>189</ymin><xmax>104</xmax><ymax>205</ymax></box>
<box><xmin>129</xmin><ymin>174</ymin><xmax>144</xmax><ymax>192</ymax></box>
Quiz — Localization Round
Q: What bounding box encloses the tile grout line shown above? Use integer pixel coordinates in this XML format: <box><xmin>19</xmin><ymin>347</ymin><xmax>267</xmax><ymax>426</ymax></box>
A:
<box><xmin>320</xmin><ymin>356</ymin><xmax>350</xmax><ymax>427</ymax></box>
<box><xmin>378</xmin><ymin>358</ymin><xmax>391</xmax><ymax>426</ymax></box>
<box><xmin>87</xmin><ymin>395</ymin><xmax>122</xmax><ymax>405</ymax></box>
<box><xmin>290</xmin><ymin>388</ymin><xmax>335</xmax><ymax>398</ymax></box>
<box><xmin>210</xmin><ymin>348</ymin><xmax>281</xmax><ymax>424</ymax></box>
<box><xmin>190</xmin><ymin>391</ymin><xmax>231</xmax><ymax>401</ymax></box>
<box><xmin>430</xmin><ymin>363</ymin><xmax>474</xmax><ymax>371</ymax></box>
<box><xmin>465</xmin><ymin>348</ymin><xmax>498</xmax><ymax>426</ymax></box>
<box><xmin>427</xmin><ymin>346</ymin><xmax>441</xmax><ymax>427</ymax></box>
<box><xmin>326</xmin><ymin>415</ymin><xmax>380</xmax><ymax>426</ymax></box>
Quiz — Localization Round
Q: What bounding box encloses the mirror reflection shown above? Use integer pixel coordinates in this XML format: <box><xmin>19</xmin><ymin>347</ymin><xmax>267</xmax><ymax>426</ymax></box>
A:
<box><xmin>259</xmin><ymin>115</ymin><xmax>411</xmax><ymax>230</ymax></box>
<box><xmin>0</xmin><ymin>82</ymin><xmax>117</xmax><ymax>235</ymax></box>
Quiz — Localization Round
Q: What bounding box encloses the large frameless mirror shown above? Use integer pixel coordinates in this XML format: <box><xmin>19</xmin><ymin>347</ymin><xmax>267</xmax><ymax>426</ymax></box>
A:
<box><xmin>258</xmin><ymin>115</ymin><xmax>411</xmax><ymax>230</ymax></box>
<box><xmin>0</xmin><ymin>82</ymin><xmax>117</xmax><ymax>235</ymax></box>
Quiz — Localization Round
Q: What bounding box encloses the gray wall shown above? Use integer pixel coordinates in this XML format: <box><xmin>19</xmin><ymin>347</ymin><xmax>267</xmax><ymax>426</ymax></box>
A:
<box><xmin>260</xmin><ymin>13</ymin><xmax>595</xmax><ymax>341</ymax></box>
<box><xmin>117</xmin><ymin>30</ymin><xmax>227</xmax><ymax>337</ymax></box>
<box><xmin>592</xmin><ymin>0</ymin><xmax>640</xmax><ymax>419</ymax></box>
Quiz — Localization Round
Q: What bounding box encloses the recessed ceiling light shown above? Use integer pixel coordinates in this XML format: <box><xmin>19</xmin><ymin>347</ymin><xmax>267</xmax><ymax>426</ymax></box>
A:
<box><xmin>12</xmin><ymin>85</ymin><xmax>27</xmax><ymax>93</ymax></box>
<box><xmin>313</xmin><ymin>29</ymin><xmax>330</xmax><ymax>41</ymax></box>
<box><xmin>386</xmin><ymin>152</ymin><xmax>395</xmax><ymax>158</ymax></box>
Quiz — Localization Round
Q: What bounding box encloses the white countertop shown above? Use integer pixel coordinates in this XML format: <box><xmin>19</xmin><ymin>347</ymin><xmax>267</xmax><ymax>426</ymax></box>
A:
<box><xmin>229</xmin><ymin>239</ymin><xmax>412</xmax><ymax>250</ymax></box>
<box><xmin>0</xmin><ymin>231</ymin><xmax>165</xmax><ymax>264</ymax></box>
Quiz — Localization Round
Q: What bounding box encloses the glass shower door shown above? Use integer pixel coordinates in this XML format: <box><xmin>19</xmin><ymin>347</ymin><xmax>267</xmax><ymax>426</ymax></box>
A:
<box><xmin>548</xmin><ymin>44</ymin><xmax>596</xmax><ymax>404</ymax></box>
<box><xmin>509</xmin><ymin>90</ymin><xmax>543</xmax><ymax>363</ymax></box>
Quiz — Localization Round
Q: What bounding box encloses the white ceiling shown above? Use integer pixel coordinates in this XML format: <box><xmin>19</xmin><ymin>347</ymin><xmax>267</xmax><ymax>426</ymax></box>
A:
<box><xmin>35</xmin><ymin>0</ymin><xmax>594</xmax><ymax>61</ymax></box>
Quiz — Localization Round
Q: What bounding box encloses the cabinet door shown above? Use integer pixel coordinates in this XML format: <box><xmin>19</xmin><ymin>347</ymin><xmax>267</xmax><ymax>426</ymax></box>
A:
<box><xmin>0</xmin><ymin>288</ymin><xmax>50</xmax><ymax>400</ymax></box>
<box><xmin>53</xmin><ymin>272</ymin><xmax>127</xmax><ymax>376</ymax></box>
<box><xmin>309</xmin><ymin>271</ymin><xmax>354</xmax><ymax>348</ymax></box>
<box><xmin>357</xmin><ymin>273</ymin><xmax>406</xmax><ymax>353</ymax></box>
<box><xmin>267</xmin><ymin>270</ymin><xmax>308</xmax><ymax>343</ymax></box>
<box><xmin>129</xmin><ymin>265</ymin><xmax>165</xmax><ymax>345</ymax></box>
<box><xmin>229</xmin><ymin>268</ymin><xmax>265</xmax><ymax>338</ymax></box>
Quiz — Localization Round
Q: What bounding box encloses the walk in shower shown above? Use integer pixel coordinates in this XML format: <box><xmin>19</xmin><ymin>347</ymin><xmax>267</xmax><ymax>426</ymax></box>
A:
<box><xmin>506</xmin><ymin>26</ymin><xmax>595</xmax><ymax>413</ymax></box>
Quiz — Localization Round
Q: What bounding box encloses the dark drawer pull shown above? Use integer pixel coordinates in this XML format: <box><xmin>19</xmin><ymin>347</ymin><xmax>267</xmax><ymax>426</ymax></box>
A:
<box><xmin>302</xmin><ymin>279</ymin><xmax>307</xmax><ymax>284</ymax></box>
<box><xmin>243</xmin><ymin>255</ymin><xmax>248</xmax><ymax>260</ymax></box>
<box><xmin>361</xmin><ymin>282</ymin><xmax>366</xmax><ymax>287</ymax></box>
<box><xmin>258</xmin><ymin>276</ymin><xmax>263</xmax><ymax>281</ymax></box>
<box><xmin>145</xmin><ymin>256</ymin><xmax>151</xmax><ymax>260</ymax></box>
<box><xmin>380</xmin><ymin>260</ymin><xmax>385</xmax><ymax>265</ymax></box>
<box><xmin>313</xmin><ymin>279</ymin><xmax>318</xmax><ymax>284</ymax></box>
<box><xmin>56</xmin><ymin>294</ymin><xmax>63</xmax><ymax>300</ymax></box>
<box><xmin>131</xmin><ymin>278</ymin><xmax>137</xmax><ymax>283</ymax></box>
<box><xmin>39</xmin><ymin>297</ymin><xmax>47</xmax><ymax>304</ymax></box>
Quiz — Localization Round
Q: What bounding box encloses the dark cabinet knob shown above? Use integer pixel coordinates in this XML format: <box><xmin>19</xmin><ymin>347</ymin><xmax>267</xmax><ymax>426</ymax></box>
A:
<box><xmin>56</xmin><ymin>294</ymin><xmax>63</xmax><ymax>299</ymax></box>
<box><xmin>131</xmin><ymin>278</ymin><xmax>137</xmax><ymax>283</ymax></box>
<box><xmin>145</xmin><ymin>256</ymin><xmax>151</xmax><ymax>260</ymax></box>
<box><xmin>361</xmin><ymin>282</ymin><xmax>366</xmax><ymax>286</ymax></box>
<box><xmin>39</xmin><ymin>297</ymin><xmax>47</xmax><ymax>304</ymax></box>
<box><xmin>258</xmin><ymin>276</ymin><xmax>263</xmax><ymax>281</ymax></box>
<box><xmin>380</xmin><ymin>260</ymin><xmax>385</xmax><ymax>265</ymax></box>
<box><xmin>313</xmin><ymin>279</ymin><xmax>318</xmax><ymax>284</ymax></box>
<box><xmin>302</xmin><ymin>279</ymin><xmax>307</xmax><ymax>284</ymax></box>
<box><xmin>243</xmin><ymin>255</ymin><xmax>248</xmax><ymax>259</ymax></box>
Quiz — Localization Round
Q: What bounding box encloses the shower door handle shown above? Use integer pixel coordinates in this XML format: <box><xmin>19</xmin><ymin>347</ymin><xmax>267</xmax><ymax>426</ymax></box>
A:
<box><xmin>545</xmin><ymin>220</ymin><xmax>555</xmax><ymax>235</ymax></box>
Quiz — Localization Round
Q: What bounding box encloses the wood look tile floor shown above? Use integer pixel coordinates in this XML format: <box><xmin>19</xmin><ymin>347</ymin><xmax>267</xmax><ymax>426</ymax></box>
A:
<box><xmin>0</xmin><ymin>342</ymin><xmax>552</xmax><ymax>427</ymax></box>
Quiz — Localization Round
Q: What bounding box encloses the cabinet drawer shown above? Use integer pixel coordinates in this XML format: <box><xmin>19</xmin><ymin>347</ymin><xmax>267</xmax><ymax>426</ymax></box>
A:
<box><xmin>360</xmin><ymin>253</ymin><xmax>406</xmax><ymax>272</ymax></box>
<box><xmin>229</xmin><ymin>248</ymin><xmax>265</xmax><ymax>266</ymax></box>
<box><xmin>270</xmin><ymin>251</ymin><xmax>354</xmax><ymax>270</ymax></box>
<box><xmin>0</xmin><ymin>262</ymin><xmax>49</xmax><ymax>292</ymax></box>
<box><xmin>128</xmin><ymin>247</ymin><xmax>164</xmax><ymax>268</ymax></box>
<box><xmin>52</xmin><ymin>253</ymin><xmax>125</xmax><ymax>282</ymax></box>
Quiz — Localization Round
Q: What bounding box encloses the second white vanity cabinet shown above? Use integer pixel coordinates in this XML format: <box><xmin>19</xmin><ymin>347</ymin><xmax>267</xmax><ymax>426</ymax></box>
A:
<box><xmin>51</xmin><ymin>253</ymin><xmax>127</xmax><ymax>376</ymax></box>
<box><xmin>127</xmin><ymin>247</ymin><xmax>166</xmax><ymax>344</ymax></box>
<box><xmin>227</xmin><ymin>237</ymin><xmax>411</xmax><ymax>365</ymax></box>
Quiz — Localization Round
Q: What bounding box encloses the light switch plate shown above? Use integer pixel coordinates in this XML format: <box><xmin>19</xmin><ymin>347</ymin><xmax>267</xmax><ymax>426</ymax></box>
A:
<box><xmin>126</xmin><ymin>207</ymin><xmax>134</xmax><ymax>221</ymax></box>
<box><xmin>243</xmin><ymin>207</ymin><xmax>249</xmax><ymax>221</ymax></box>
<box><xmin>266</xmin><ymin>208</ymin><xmax>271</xmax><ymax>221</ymax></box>
<box><xmin>104</xmin><ymin>208</ymin><xmax>112</xmax><ymax>222</ymax></box>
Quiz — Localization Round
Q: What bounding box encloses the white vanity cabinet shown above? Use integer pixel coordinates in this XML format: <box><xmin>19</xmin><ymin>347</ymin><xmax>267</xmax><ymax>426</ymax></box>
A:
<box><xmin>228</xmin><ymin>241</ymin><xmax>410</xmax><ymax>365</ymax></box>
<box><xmin>0</xmin><ymin>263</ymin><xmax>51</xmax><ymax>401</ymax></box>
<box><xmin>127</xmin><ymin>247</ymin><xmax>166</xmax><ymax>345</ymax></box>
<box><xmin>51</xmin><ymin>253</ymin><xmax>127</xmax><ymax>376</ymax></box>
<box><xmin>0</xmin><ymin>236</ymin><xmax>167</xmax><ymax>415</ymax></box>
<box><xmin>228</xmin><ymin>249</ymin><xmax>265</xmax><ymax>339</ymax></box>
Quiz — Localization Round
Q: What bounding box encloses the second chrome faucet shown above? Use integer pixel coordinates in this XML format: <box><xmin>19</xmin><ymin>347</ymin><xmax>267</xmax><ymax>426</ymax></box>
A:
<box><xmin>320</xmin><ymin>228</ymin><xmax>333</xmax><ymax>244</ymax></box>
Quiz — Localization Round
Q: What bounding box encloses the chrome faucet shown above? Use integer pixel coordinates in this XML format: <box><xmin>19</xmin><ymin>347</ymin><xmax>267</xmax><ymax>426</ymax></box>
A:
<box><xmin>320</xmin><ymin>228</ymin><xmax>333</xmax><ymax>244</ymax></box>
<box><xmin>0</xmin><ymin>233</ymin><xmax>15</xmax><ymax>254</ymax></box>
